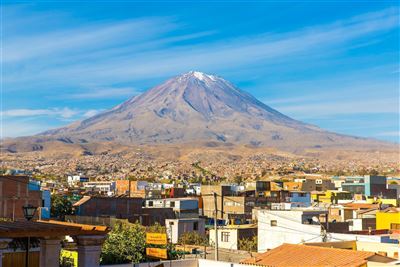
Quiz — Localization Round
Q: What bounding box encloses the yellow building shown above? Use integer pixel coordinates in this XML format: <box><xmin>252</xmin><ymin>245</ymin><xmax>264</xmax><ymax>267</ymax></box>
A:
<box><xmin>366</xmin><ymin>197</ymin><xmax>398</xmax><ymax>206</ymax></box>
<box><xmin>313</xmin><ymin>190</ymin><xmax>352</xmax><ymax>204</ymax></box>
<box><xmin>376</xmin><ymin>207</ymin><xmax>400</xmax><ymax>230</ymax></box>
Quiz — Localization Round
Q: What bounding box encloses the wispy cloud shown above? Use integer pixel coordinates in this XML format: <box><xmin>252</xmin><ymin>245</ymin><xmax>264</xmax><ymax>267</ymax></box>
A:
<box><xmin>1</xmin><ymin>108</ymin><xmax>102</xmax><ymax>119</ymax></box>
<box><xmin>82</xmin><ymin>109</ymin><xmax>103</xmax><ymax>118</ymax></box>
<box><xmin>66</xmin><ymin>87</ymin><xmax>138</xmax><ymax>99</ymax></box>
<box><xmin>4</xmin><ymin>16</ymin><xmax>178</xmax><ymax>63</ymax></box>
<box><xmin>4</xmin><ymin>7</ymin><xmax>398</xmax><ymax>88</ymax></box>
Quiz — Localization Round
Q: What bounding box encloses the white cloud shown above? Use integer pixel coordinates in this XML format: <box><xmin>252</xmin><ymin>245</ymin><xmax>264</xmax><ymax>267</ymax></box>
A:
<box><xmin>1</xmin><ymin>108</ymin><xmax>79</xmax><ymax>118</ymax></box>
<box><xmin>83</xmin><ymin>109</ymin><xmax>103</xmax><ymax>118</ymax></box>
<box><xmin>3</xmin><ymin>7</ymin><xmax>398</xmax><ymax>88</ymax></box>
<box><xmin>66</xmin><ymin>87</ymin><xmax>138</xmax><ymax>99</ymax></box>
<box><xmin>3</xmin><ymin>17</ymin><xmax>177</xmax><ymax>63</ymax></box>
<box><xmin>0</xmin><ymin>107</ymin><xmax>102</xmax><ymax>119</ymax></box>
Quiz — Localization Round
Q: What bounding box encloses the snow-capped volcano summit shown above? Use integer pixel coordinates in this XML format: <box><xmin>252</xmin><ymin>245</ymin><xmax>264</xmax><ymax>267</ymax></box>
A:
<box><xmin>186</xmin><ymin>71</ymin><xmax>216</xmax><ymax>80</ymax></box>
<box><xmin>39</xmin><ymin>71</ymin><xmax>387</xmax><ymax>150</ymax></box>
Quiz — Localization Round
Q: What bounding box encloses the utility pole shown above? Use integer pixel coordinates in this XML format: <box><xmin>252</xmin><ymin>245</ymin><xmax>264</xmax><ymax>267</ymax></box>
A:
<box><xmin>213</xmin><ymin>192</ymin><xmax>219</xmax><ymax>261</ymax></box>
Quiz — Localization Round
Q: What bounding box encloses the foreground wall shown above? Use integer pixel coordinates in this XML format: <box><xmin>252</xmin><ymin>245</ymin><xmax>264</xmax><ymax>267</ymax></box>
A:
<box><xmin>102</xmin><ymin>259</ymin><xmax>256</xmax><ymax>267</ymax></box>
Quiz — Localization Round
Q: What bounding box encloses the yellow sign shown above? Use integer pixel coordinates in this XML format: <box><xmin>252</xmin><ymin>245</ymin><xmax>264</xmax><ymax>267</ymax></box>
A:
<box><xmin>146</xmin><ymin>233</ymin><xmax>167</xmax><ymax>245</ymax></box>
<box><xmin>61</xmin><ymin>250</ymin><xmax>78</xmax><ymax>267</ymax></box>
<box><xmin>146</xmin><ymin>247</ymin><xmax>168</xmax><ymax>259</ymax></box>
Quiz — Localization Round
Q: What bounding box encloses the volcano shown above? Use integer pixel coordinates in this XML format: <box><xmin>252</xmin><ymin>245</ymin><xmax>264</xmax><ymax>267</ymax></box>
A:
<box><xmin>35</xmin><ymin>71</ymin><xmax>390</xmax><ymax>150</ymax></box>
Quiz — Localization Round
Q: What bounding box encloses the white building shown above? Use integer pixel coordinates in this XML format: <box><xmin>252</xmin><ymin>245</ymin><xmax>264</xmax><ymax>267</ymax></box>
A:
<box><xmin>67</xmin><ymin>174</ymin><xmax>89</xmax><ymax>186</ymax></box>
<box><xmin>166</xmin><ymin>218</ymin><xmax>205</xmax><ymax>244</ymax></box>
<box><xmin>83</xmin><ymin>181</ymin><xmax>115</xmax><ymax>196</ymax></box>
<box><xmin>257</xmin><ymin>209</ymin><xmax>389</xmax><ymax>252</ymax></box>
<box><xmin>209</xmin><ymin>224</ymin><xmax>257</xmax><ymax>250</ymax></box>
<box><xmin>257</xmin><ymin>209</ymin><xmax>326</xmax><ymax>251</ymax></box>
<box><xmin>144</xmin><ymin>198</ymin><xmax>199</xmax><ymax>218</ymax></box>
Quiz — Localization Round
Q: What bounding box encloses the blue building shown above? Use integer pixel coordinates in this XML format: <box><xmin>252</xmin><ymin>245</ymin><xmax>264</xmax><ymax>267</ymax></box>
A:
<box><xmin>341</xmin><ymin>175</ymin><xmax>396</xmax><ymax>198</ymax></box>
<box><xmin>28</xmin><ymin>180</ymin><xmax>51</xmax><ymax>219</ymax></box>
<box><xmin>289</xmin><ymin>191</ymin><xmax>311</xmax><ymax>207</ymax></box>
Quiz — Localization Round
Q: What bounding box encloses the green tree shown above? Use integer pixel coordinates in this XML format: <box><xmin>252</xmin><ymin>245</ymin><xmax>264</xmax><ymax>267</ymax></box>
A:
<box><xmin>234</xmin><ymin>175</ymin><xmax>243</xmax><ymax>185</ymax></box>
<box><xmin>101</xmin><ymin>221</ymin><xmax>146</xmax><ymax>264</ymax></box>
<box><xmin>178</xmin><ymin>232</ymin><xmax>208</xmax><ymax>246</ymax></box>
<box><xmin>51</xmin><ymin>195</ymin><xmax>73</xmax><ymax>220</ymax></box>
<box><xmin>147</xmin><ymin>222</ymin><xmax>166</xmax><ymax>233</ymax></box>
<box><xmin>238</xmin><ymin>236</ymin><xmax>257</xmax><ymax>257</ymax></box>
<box><xmin>368</xmin><ymin>169</ymin><xmax>379</xmax><ymax>176</ymax></box>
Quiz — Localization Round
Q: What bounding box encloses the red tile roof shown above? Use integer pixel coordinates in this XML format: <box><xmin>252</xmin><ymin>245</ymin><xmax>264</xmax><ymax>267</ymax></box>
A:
<box><xmin>0</xmin><ymin>220</ymin><xmax>109</xmax><ymax>238</ymax></box>
<box><xmin>241</xmin><ymin>244</ymin><xmax>389</xmax><ymax>267</ymax></box>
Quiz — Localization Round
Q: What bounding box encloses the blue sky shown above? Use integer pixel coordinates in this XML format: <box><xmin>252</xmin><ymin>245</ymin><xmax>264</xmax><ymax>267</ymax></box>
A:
<box><xmin>2</xmin><ymin>1</ymin><xmax>399</xmax><ymax>142</ymax></box>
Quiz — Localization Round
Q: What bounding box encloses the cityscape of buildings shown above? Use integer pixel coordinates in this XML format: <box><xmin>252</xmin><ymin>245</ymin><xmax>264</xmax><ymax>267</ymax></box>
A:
<box><xmin>0</xmin><ymin>170</ymin><xmax>399</xmax><ymax>266</ymax></box>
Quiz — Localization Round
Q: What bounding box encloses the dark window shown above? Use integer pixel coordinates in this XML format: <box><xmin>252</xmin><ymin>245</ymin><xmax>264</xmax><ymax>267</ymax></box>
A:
<box><xmin>193</xmin><ymin>222</ymin><xmax>198</xmax><ymax>231</ymax></box>
<box><xmin>170</xmin><ymin>201</ymin><xmax>175</xmax><ymax>207</ymax></box>
<box><xmin>271</xmin><ymin>220</ymin><xmax>277</xmax><ymax>226</ymax></box>
<box><xmin>221</xmin><ymin>232</ymin><xmax>230</xmax><ymax>242</ymax></box>
<box><xmin>148</xmin><ymin>201</ymin><xmax>153</xmax><ymax>207</ymax></box>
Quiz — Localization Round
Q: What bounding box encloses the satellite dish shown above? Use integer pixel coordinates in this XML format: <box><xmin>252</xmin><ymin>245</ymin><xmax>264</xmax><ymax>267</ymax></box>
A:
<box><xmin>312</xmin><ymin>216</ymin><xmax>320</xmax><ymax>223</ymax></box>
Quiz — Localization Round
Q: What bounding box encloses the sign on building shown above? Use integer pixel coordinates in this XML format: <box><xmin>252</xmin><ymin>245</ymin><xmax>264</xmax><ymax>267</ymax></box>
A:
<box><xmin>146</xmin><ymin>233</ymin><xmax>168</xmax><ymax>245</ymax></box>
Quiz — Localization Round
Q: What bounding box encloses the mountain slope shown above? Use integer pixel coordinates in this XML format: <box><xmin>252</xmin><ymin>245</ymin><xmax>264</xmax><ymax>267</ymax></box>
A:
<box><xmin>34</xmin><ymin>71</ymin><xmax>393</xmax><ymax>150</ymax></box>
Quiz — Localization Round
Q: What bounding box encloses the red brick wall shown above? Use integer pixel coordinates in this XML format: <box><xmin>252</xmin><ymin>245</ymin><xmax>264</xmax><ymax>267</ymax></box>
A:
<box><xmin>0</xmin><ymin>176</ymin><xmax>42</xmax><ymax>221</ymax></box>
<box><xmin>77</xmin><ymin>197</ymin><xmax>143</xmax><ymax>218</ymax></box>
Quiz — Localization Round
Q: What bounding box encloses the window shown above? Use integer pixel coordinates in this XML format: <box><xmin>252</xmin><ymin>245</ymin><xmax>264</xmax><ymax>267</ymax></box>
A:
<box><xmin>169</xmin><ymin>221</ymin><xmax>174</xmax><ymax>226</ymax></box>
<box><xmin>221</xmin><ymin>232</ymin><xmax>230</xmax><ymax>242</ymax></box>
<box><xmin>148</xmin><ymin>201</ymin><xmax>153</xmax><ymax>207</ymax></box>
<box><xmin>193</xmin><ymin>222</ymin><xmax>198</xmax><ymax>231</ymax></box>
<box><xmin>170</xmin><ymin>201</ymin><xmax>175</xmax><ymax>208</ymax></box>
<box><xmin>270</xmin><ymin>220</ymin><xmax>277</xmax><ymax>227</ymax></box>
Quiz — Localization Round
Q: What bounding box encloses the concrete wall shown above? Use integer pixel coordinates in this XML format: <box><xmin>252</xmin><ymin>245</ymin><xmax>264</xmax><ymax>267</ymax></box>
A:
<box><xmin>102</xmin><ymin>259</ymin><xmax>256</xmax><ymax>267</ymax></box>
<box><xmin>357</xmin><ymin>241</ymin><xmax>400</xmax><ymax>259</ymax></box>
<box><xmin>199</xmin><ymin>259</ymin><xmax>254</xmax><ymax>267</ymax></box>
